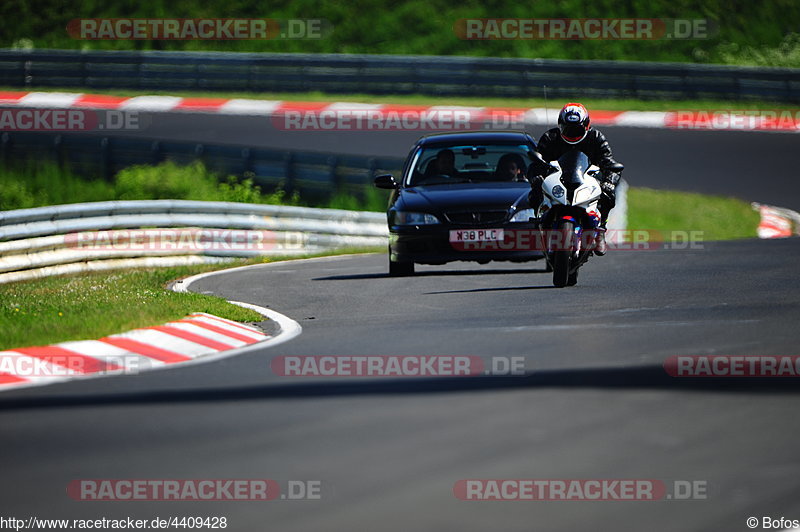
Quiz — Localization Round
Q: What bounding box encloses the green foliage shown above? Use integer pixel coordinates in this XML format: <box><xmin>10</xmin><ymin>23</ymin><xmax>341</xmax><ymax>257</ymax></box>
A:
<box><xmin>0</xmin><ymin>160</ymin><xmax>384</xmax><ymax>211</ymax></box>
<box><xmin>716</xmin><ymin>32</ymin><xmax>800</xmax><ymax>67</ymax></box>
<box><xmin>327</xmin><ymin>186</ymin><xmax>388</xmax><ymax>212</ymax></box>
<box><xmin>0</xmin><ymin>163</ymin><xmax>116</xmax><ymax>210</ymax></box>
<box><xmin>1</xmin><ymin>0</ymin><xmax>798</xmax><ymax>66</ymax></box>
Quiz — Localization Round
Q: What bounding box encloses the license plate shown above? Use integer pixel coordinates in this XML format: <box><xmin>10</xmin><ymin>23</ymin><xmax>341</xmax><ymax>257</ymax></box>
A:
<box><xmin>449</xmin><ymin>229</ymin><xmax>505</xmax><ymax>242</ymax></box>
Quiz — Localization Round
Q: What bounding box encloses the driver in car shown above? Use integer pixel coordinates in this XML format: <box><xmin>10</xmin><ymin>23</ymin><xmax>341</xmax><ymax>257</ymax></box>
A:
<box><xmin>529</xmin><ymin>102</ymin><xmax>623</xmax><ymax>255</ymax></box>
<box><xmin>425</xmin><ymin>148</ymin><xmax>461</xmax><ymax>178</ymax></box>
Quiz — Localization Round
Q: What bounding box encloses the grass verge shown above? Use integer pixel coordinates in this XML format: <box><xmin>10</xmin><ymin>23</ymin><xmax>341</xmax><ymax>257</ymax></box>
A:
<box><xmin>627</xmin><ymin>187</ymin><xmax>759</xmax><ymax>241</ymax></box>
<box><xmin>2</xmin><ymin>86</ymin><xmax>797</xmax><ymax>112</ymax></box>
<box><xmin>0</xmin><ymin>248</ymin><xmax>381</xmax><ymax>351</ymax></box>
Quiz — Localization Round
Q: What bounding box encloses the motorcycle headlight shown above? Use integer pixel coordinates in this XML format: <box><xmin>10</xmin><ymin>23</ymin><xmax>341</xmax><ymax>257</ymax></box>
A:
<box><xmin>393</xmin><ymin>211</ymin><xmax>440</xmax><ymax>225</ymax></box>
<box><xmin>509</xmin><ymin>208</ymin><xmax>536</xmax><ymax>223</ymax></box>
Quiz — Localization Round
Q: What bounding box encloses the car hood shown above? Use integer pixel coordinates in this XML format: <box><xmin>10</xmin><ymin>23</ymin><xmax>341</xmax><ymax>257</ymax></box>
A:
<box><xmin>398</xmin><ymin>182</ymin><xmax>530</xmax><ymax>212</ymax></box>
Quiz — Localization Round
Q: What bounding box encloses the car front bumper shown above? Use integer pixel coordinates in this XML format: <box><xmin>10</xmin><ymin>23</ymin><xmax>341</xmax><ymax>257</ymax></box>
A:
<box><xmin>389</xmin><ymin>223</ymin><xmax>544</xmax><ymax>265</ymax></box>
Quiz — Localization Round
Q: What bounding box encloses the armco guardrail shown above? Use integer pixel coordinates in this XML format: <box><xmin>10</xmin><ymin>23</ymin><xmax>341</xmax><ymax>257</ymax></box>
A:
<box><xmin>1</xmin><ymin>49</ymin><xmax>799</xmax><ymax>102</ymax></box>
<box><xmin>0</xmin><ymin>131</ymin><xmax>404</xmax><ymax>198</ymax></box>
<box><xmin>0</xmin><ymin>200</ymin><xmax>388</xmax><ymax>284</ymax></box>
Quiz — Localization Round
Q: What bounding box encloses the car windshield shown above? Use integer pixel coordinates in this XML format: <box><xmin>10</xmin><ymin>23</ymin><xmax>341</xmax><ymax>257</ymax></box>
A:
<box><xmin>406</xmin><ymin>144</ymin><xmax>535</xmax><ymax>186</ymax></box>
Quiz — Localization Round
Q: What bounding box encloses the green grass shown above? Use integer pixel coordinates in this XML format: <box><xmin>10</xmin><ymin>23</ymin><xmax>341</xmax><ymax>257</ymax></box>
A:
<box><xmin>3</xmin><ymin>85</ymin><xmax>798</xmax><ymax>112</ymax></box>
<box><xmin>0</xmin><ymin>261</ymin><xmax>261</xmax><ymax>350</ymax></box>
<box><xmin>627</xmin><ymin>187</ymin><xmax>759</xmax><ymax>241</ymax></box>
<box><xmin>0</xmin><ymin>248</ymin><xmax>381</xmax><ymax>350</ymax></box>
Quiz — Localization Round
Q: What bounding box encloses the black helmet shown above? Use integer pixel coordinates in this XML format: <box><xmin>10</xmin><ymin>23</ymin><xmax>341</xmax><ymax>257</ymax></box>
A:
<box><xmin>558</xmin><ymin>103</ymin><xmax>590</xmax><ymax>144</ymax></box>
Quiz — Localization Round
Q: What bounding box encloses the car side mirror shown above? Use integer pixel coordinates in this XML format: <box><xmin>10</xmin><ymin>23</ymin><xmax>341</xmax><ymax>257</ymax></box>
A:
<box><xmin>374</xmin><ymin>174</ymin><xmax>398</xmax><ymax>189</ymax></box>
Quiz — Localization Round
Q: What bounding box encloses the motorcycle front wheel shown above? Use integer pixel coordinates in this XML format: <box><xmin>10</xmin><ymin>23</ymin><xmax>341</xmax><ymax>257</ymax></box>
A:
<box><xmin>552</xmin><ymin>220</ymin><xmax>574</xmax><ymax>288</ymax></box>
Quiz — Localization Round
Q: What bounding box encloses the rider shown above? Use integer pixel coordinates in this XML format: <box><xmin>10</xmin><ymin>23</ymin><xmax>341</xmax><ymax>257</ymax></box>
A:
<box><xmin>529</xmin><ymin>103</ymin><xmax>623</xmax><ymax>255</ymax></box>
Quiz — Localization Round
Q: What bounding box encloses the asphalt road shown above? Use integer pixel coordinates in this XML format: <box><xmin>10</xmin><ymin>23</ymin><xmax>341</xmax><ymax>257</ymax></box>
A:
<box><xmin>1</xmin><ymin>239</ymin><xmax>799</xmax><ymax>531</ymax></box>
<box><xmin>82</xmin><ymin>111</ymin><xmax>800</xmax><ymax>210</ymax></box>
<box><xmin>1</xmin><ymin>104</ymin><xmax>799</xmax><ymax>530</ymax></box>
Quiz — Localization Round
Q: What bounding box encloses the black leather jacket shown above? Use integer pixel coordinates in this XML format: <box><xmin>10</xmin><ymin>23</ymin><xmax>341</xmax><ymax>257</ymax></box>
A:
<box><xmin>536</xmin><ymin>127</ymin><xmax>621</xmax><ymax>188</ymax></box>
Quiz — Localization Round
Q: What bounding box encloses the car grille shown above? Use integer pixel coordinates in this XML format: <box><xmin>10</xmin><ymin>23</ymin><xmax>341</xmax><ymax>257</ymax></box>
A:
<box><xmin>444</xmin><ymin>210</ymin><xmax>508</xmax><ymax>226</ymax></box>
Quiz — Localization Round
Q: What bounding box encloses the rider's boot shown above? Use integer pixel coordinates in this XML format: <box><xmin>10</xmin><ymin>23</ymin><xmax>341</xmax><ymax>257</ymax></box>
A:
<box><xmin>594</xmin><ymin>227</ymin><xmax>607</xmax><ymax>256</ymax></box>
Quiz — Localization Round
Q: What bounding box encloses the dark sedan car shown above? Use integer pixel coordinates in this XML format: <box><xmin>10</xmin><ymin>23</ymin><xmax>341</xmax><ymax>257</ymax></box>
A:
<box><xmin>374</xmin><ymin>131</ymin><xmax>546</xmax><ymax>276</ymax></box>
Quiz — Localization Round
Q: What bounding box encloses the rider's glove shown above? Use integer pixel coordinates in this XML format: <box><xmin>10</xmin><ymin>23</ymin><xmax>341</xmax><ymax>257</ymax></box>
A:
<box><xmin>600</xmin><ymin>180</ymin><xmax>616</xmax><ymax>197</ymax></box>
<box><xmin>599</xmin><ymin>179</ymin><xmax>617</xmax><ymax>210</ymax></box>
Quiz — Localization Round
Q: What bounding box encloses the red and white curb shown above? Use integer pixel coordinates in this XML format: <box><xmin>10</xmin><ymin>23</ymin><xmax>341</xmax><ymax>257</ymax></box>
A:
<box><xmin>1</xmin><ymin>90</ymin><xmax>798</xmax><ymax>131</ymax></box>
<box><xmin>754</xmin><ymin>203</ymin><xmax>800</xmax><ymax>239</ymax></box>
<box><xmin>0</xmin><ymin>267</ymin><xmax>303</xmax><ymax>392</ymax></box>
<box><xmin>0</xmin><ymin>312</ymin><xmax>268</xmax><ymax>391</ymax></box>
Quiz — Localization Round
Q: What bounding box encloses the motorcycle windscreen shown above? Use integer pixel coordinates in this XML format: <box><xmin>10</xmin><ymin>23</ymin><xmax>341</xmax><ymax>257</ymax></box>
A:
<box><xmin>557</xmin><ymin>150</ymin><xmax>590</xmax><ymax>202</ymax></box>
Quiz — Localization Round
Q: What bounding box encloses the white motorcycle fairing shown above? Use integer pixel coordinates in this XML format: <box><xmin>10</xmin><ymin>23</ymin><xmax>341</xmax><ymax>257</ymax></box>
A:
<box><xmin>537</xmin><ymin>160</ymin><xmax>603</xmax><ymax>221</ymax></box>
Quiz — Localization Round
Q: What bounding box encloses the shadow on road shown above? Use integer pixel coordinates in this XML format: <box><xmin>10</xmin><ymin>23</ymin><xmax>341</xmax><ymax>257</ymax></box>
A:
<box><xmin>425</xmin><ymin>285</ymin><xmax>558</xmax><ymax>294</ymax></box>
<box><xmin>314</xmin><ymin>267</ymin><xmax>550</xmax><ymax>281</ymax></box>
<box><xmin>1</xmin><ymin>365</ymin><xmax>799</xmax><ymax>411</ymax></box>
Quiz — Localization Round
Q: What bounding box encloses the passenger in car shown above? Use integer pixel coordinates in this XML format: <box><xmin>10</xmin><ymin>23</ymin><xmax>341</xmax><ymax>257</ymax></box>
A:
<box><xmin>493</xmin><ymin>153</ymin><xmax>527</xmax><ymax>181</ymax></box>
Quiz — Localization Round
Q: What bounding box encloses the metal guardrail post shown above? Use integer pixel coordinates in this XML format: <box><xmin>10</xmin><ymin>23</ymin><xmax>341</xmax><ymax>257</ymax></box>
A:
<box><xmin>53</xmin><ymin>135</ymin><xmax>65</xmax><ymax>170</ymax></box>
<box><xmin>100</xmin><ymin>137</ymin><xmax>112</xmax><ymax>181</ymax></box>
<box><xmin>150</xmin><ymin>141</ymin><xmax>162</xmax><ymax>165</ymax></box>
<box><xmin>328</xmin><ymin>155</ymin><xmax>340</xmax><ymax>193</ymax></box>
<box><xmin>241</xmin><ymin>148</ymin><xmax>253</xmax><ymax>175</ymax></box>
<box><xmin>194</xmin><ymin>143</ymin><xmax>206</xmax><ymax>167</ymax></box>
<box><xmin>284</xmin><ymin>152</ymin><xmax>295</xmax><ymax>195</ymax></box>
<box><xmin>0</xmin><ymin>133</ymin><xmax>10</xmax><ymax>167</ymax></box>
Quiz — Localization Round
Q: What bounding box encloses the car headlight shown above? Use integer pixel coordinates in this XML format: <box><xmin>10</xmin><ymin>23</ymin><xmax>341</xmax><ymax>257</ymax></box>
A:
<box><xmin>393</xmin><ymin>211</ymin><xmax>440</xmax><ymax>225</ymax></box>
<box><xmin>509</xmin><ymin>208</ymin><xmax>536</xmax><ymax>223</ymax></box>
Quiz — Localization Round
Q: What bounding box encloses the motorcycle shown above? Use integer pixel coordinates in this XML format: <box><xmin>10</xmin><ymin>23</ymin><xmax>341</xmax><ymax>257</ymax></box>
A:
<box><xmin>531</xmin><ymin>150</ymin><xmax>623</xmax><ymax>287</ymax></box>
